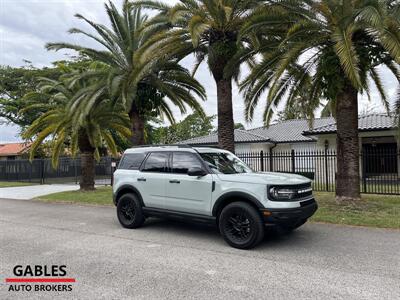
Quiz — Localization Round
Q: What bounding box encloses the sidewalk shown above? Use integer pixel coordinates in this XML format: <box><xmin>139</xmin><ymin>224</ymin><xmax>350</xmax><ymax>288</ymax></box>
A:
<box><xmin>0</xmin><ymin>184</ymin><xmax>80</xmax><ymax>200</ymax></box>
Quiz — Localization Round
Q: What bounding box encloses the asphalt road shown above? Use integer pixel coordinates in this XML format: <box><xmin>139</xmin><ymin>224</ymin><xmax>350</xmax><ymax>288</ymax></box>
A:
<box><xmin>0</xmin><ymin>198</ymin><xmax>399</xmax><ymax>300</ymax></box>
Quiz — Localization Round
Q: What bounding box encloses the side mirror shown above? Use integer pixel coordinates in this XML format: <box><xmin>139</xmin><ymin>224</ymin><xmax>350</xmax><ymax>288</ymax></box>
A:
<box><xmin>187</xmin><ymin>167</ymin><xmax>207</xmax><ymax>177</ymax></box>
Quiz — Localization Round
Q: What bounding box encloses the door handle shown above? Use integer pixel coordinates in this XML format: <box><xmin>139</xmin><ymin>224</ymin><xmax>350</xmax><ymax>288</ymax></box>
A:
<box><xmin>169</xmin><ymin>179</ymin><xmax>180</xmax><ymax>184</ymax></box>
<box><xmin>137</xmin><ymin>177</ymin><xmax>146</xmax><ymax>182</ymax></box>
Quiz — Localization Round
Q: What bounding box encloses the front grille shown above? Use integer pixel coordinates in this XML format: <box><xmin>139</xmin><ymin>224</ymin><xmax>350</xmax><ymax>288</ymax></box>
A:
<box><xmin>268</xmin><ymin>182</ymin><xmax>313</xmax><ymax>201</ymax></box>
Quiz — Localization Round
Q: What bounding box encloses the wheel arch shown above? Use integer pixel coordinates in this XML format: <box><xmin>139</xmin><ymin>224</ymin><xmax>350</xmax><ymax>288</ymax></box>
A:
<box><xmin>212</xmin><ymin>192</ymin><xmax>264</xmax><ymax>217</ymax></box>
<box><xmin>114</xmin><ymin>184</ymin><xmax>144</xmax><ymax>207</ymax></box>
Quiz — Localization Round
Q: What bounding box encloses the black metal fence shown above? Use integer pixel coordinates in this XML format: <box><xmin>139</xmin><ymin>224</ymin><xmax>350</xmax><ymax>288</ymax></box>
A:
<box><xmin>0</xmin><ymin>157</ymin><xmax>115</xmax><ymax>185</ymax></box>
<box><xmin>237</xmin><ymin>148</ymin><xmax>400</xmax><ymax>195</ymax></box>
<box><xmin>1</xmin><ymin>148</ymin><xmax>399</xmax><ymax>195</ymax></box>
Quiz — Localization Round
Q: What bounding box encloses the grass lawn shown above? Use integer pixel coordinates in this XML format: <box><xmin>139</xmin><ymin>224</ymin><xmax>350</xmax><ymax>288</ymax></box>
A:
<box><xmin>0</xmin><ymin>181</ymin><xmax>37</xmax><ymax>188</ymax></box>
<box><xmin>311</xmin><ymin>192</ymin><xmax>400</xmax><ymax>229</ymax></box>
<box><xmin>37</xmin><ymin>187</ymin><xmax>399</xmax><ymax>229</ymax></box>
<box><xmin>38</xmin><ymin>186</ymin><xmax>113</xmax><ymax>206</ymax></box>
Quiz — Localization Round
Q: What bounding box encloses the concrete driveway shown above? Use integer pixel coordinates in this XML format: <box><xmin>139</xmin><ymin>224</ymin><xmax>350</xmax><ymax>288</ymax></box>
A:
<box><xmin>0</xmin><ymin>198</ymin><xmax>399</xmax><ymax>299</ymax></box>
<box><xmin>0</xmin><ymin>184</ymin><xmax>79</xmax><ymax>200</ymax></box>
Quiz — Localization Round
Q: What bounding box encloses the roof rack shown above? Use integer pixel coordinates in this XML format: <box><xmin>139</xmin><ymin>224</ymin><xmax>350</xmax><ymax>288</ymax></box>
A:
<box><xmin>130</xmin><ymin>144</ymin><xmax>193</xmax><ymax>148</ymax></box>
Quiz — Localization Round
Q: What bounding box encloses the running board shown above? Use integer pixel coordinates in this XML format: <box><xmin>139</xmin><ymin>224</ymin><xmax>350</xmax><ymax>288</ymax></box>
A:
<box><xmin>142</xmin><ymin>207</ymin><xmax>216</xmax><ymax>224</ymax></box>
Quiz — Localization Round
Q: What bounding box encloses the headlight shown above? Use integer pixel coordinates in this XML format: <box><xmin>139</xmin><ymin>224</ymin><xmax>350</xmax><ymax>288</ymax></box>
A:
<box><xmin>269</xmin><ymin>187</ymin><xmax>297</xmax><ymax>200</ymax></box>
<box><xmin>268</xmin><ymin>184</ymin><xmax>312</xmax><ymax>201</ymax></box>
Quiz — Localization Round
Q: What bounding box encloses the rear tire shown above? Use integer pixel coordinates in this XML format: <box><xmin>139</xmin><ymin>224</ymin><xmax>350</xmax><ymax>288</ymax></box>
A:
<box><xmin>117</xmin><ymin>193</ymin><xmax>145</xmax><ymax>229</ymax></box>
<box><xmin>218</xmin><ymin>202</ymin><xmax>264</xmax><ymax>249</ymax></box>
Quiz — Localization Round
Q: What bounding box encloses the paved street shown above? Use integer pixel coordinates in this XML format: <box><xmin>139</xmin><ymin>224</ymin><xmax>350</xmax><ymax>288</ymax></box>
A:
<box><xmin>0</xmin><ymin>182</ymin><xmax>109</xmax><ymax>200</ymax></box>
<box><xmin>0</xmin><ymin>185</ymin><xmax>79</xmax><ymax>200</ymax></box>
<box><xmin>0</xmin><ymin>198</ymin><xmax>399</xmax><ymax>300</ymax></box>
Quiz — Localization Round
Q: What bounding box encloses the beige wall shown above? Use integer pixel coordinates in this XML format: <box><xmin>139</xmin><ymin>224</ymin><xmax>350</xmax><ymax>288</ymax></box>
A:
<box><xmin>235</xmin><ymin>143</ymin><xmax>270</xmax><ymax>153</ymax></box>
<box><xmin>314</xmin><ymin>129</ymin><xmax>399</xmax><ymax>178</ymax></box>
<box><xmin>234</xmin><ymin>129</ymin><xmax>399</xmax><ymax>179</ymax></box>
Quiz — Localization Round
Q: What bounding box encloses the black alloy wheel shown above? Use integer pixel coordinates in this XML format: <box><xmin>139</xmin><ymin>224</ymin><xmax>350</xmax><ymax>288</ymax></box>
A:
<box><xmin>219</xmin><ymin>202</ymin><xmax>264</xmax><ymax>249</ymax></box>
<box><xmin>117</xmin><ymin>193</ymin><xmax>145</xmax><ymax>229</ymax></box>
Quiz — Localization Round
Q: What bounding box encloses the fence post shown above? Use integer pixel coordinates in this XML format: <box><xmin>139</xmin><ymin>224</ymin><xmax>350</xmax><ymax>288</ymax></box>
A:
<box><xmin>5</xmin><ymin>160</ymin><xmax>8</xmax><ymax>181</ymax></box>
<box><xmin>111</xmin><ymin>159</ymin><xmax>117</xmax><ymax>186</ymax></box>
<box><xmin>29</xmin><ymin>160</ymin><xmax>32</xmax><ymax>183</ymax></box>
<box><xmin>324</xmin><ymin>147</ymin><xmax>329</xmax><ymax>192</ymax></box>
<box><xmin>40</xmin><ymin>159</ymin><xmax>45</xmax><ymax>184</ymax></box>
<box><xmin>74</xmin><ymin>158</ymin><xmax>78</xmax><ymax>185</ymax></box>
<box><xmin>291</xmin><ymin>150</ymin><xmax>295</xmax><ymax>173</ymax></box>
<box><xmin>362</xmin><ymin>148</ymin><xmax>367</xmax><ymax>193</ymax></box>
<box><xmin>269</xmin><ymin>148</ymin><xmax>273</xmax><ymax>172</ymax></box>
<box><xmin>260</xmin><ymin>150</ymin><xmax>264</xmax><ymax>172</ymax></box>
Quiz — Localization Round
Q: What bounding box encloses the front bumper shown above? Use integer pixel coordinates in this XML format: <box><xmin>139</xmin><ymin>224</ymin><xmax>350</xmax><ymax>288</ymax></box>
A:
<box><xmin>261</xmin><ymin>198</ymin><xmax>318</xmax><ymax>225</ymax></box>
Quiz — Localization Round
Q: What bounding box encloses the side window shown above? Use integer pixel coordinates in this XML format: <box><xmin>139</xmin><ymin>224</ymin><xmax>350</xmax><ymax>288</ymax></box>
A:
<box><xmin>118</xmin><ymin>153</ymin><xmax>146</xmax><ymax>170</ymax></box>
<box><xmin>172</xmin><ymin>152</ymin><xmax>203</xmax><ymax>174</ymax></box>
<box><xmin>142</xmin><ymin>152</ymin><xmax>169</xmax><ymax>172</ymax></box>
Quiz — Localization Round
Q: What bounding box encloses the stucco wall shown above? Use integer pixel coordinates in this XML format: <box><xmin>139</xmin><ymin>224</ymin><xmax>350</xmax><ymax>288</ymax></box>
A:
<box><xmin>234</xmin><ymin>129</ymin><xmax>399</xmax><ymax>180</ymax></box>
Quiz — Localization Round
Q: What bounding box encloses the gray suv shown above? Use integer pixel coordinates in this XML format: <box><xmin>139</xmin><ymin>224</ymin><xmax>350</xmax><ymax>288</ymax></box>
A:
<box><xmin>113</xmin><ymin>145</ymin><xmax>317</xmax><ymax>249</ymax></box>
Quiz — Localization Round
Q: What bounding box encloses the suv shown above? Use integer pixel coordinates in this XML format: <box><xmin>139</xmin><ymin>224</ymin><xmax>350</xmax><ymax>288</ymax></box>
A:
<box><xmin>113</xmin><ymin>145</ymin><xmax>317</xmax><ymax>249</ymax></box>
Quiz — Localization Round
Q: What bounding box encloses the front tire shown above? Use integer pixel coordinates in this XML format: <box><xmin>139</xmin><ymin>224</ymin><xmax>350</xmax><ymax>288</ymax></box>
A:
<box><xmin>117</xmin><ymin>193</ymin><xmax>145</xmax><ymax>229</ymax></box>
<box><xmin>218</xmin><ymin>202</ymin><xmax>264</xmax><ymax>249</ymax></box>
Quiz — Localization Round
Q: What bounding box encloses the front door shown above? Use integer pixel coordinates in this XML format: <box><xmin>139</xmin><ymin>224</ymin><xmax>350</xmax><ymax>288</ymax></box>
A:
<box><xmin>363</xmin><ymin>143</ymin><xmax>398</xmax><ymax>174</ymax></box>
<box><xmin>164</xmin><ymin>152</ymin><xmax>213</xmax><ymax>215</ymax></box>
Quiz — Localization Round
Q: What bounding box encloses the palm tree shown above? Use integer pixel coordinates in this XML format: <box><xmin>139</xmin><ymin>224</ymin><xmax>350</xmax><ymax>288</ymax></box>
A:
<box><xmin>240</xmin><ymin>0</ymin><xmax>400</xmax><ymax>201</ymax></box>
<box><xmin>395</xmin><ymin>88</ymin><xmax>400</xmax><ymax>133</ymax></box>
<box><xmin>46</xmin><ymin>1</ymin><xmax>206</xmax><ymax>146</ymax></box>
<box><xmin>132</xmin><ymin>0</ymin><xmax>264</xmax><ymax>152</ymax></box>
<box><xmin>22</xmin><ymin>77</ymin><xmax>131</xmax><ymax>191</ymax></box>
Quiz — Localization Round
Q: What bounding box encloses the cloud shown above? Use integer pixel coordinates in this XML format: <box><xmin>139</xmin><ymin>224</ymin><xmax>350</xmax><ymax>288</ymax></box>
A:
<box><xmin>0</xmin><ymin>121</ymin><xmax>22</xmax><ymax>143</ymax></box>
<box><xmin>0</xmin><ymin>0</ymin><xmax>398</xmax><ymax>137</ymax></box>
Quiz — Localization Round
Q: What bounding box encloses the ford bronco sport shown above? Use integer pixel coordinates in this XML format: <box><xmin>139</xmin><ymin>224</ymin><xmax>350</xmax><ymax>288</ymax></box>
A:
<box><xmin>113</xmin><ymin>145</ymin><xmax>317</xmax><ymax>249</ymax></box>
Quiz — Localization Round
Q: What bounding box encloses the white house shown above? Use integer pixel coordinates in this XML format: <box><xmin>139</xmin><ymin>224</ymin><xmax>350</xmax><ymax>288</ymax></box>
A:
<box><xmin>180</xmin><ymin>114</ymin><xmax>399</xmax><ymax>180</ymax></box>
<box><xmin>182</xmin><ymin>114</ymin><xmax>398</xmax><ymax>151</ymax></box>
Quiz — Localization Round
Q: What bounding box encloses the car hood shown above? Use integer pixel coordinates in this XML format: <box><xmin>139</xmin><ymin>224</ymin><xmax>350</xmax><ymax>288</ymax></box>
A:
<box><xmin>216</xmin><ymin>172</ymin><xmax>311</xmax><ymax>185</ymax></box>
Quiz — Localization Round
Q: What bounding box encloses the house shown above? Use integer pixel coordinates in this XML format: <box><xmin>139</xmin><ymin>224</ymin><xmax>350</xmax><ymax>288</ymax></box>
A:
<box><xmin>180</xmin><ymin>114</ymin><xmax>399</xmax><ymax>179</ymax></box>
<box><xmin>181</xmin><ymin>113</ymin><xmax>398</xmax><ymax>152</ymax></box>
<box><xmin>0</xmin><ymin>142</ymin><xmax>31</xmax><ymax>160</ymax></box>
<box><xmin>180</xmin><ymin>117</ymin><xmax>336</xmax><ymax>152</ymax></box>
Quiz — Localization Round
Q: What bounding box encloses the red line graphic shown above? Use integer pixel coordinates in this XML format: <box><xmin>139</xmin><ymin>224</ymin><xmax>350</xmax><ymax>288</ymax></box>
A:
<box><xmin>5</xmin><ymin>278</ymin><xmax>76</xmax><ymax>283</ymax></box>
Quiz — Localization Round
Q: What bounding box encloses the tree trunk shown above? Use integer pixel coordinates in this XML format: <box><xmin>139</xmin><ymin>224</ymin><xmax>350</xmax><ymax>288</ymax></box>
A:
<box><xmin>335</xmin><ymin>82</ymin><xmax>361</xmax><ymax>202</ymax></box>
<box><xmin>78</xmin><ymin>130</ymin><xmax>95</xmax><ymax>191</ymax></box>
<box><xmin>208</xmin><ymin>37</ymin><xmax>237</xmax><ymax>154</ymax></box>
<box><xmin>216</xmin><ymin>78</ymin><xmax>235</xmax><ymax>153</ymax></box>
<box><xmin>129</xmin><ymin>107</ymin><xmax>146</xmax><ymax>146</ymax></box>
<box><xmin>80</xmin><ymin>151</ymin><xmax>95</xmax><ymax>191</ymax></box>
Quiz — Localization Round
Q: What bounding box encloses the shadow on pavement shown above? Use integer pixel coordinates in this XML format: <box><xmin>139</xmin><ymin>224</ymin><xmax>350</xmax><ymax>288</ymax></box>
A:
<box><xmin>130</xmin><ymin>217</ymin><xmax>316</xmax><ymax>249</ymax></box>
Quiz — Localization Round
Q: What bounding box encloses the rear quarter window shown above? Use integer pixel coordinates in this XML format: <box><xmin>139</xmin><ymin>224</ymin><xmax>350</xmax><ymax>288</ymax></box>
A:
<box><xmin>118</xmin><ymin>153</ymin><xmax>146</xmax><ymax>170</ymax></box>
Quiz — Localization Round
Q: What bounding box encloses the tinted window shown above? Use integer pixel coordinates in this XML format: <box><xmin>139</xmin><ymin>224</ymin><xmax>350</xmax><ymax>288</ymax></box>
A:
<box><xmin>200</xmin><ymin>152</ymin><xmax>253</xmax><ymax>174</ymax></box>
<box><xmin>142</xmin><ymin>152</ymin><xmax>169</xmax><ymax>172</ymax></box>
<box><xmin>119</xmin><ymin>153</ymin><xmax>146</xmax><ymax>170</ymax></box>
<box><xmin>172</xmin><ymin>152</ymin><xmax>203</xmax><ymax>174</ymax></box>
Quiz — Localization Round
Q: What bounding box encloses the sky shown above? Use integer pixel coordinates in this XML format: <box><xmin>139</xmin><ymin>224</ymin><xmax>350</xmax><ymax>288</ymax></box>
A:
<box><xmin>0</xmin><ymin>0</ymin><xmax>398</xmax><ymax>143</ymax></box>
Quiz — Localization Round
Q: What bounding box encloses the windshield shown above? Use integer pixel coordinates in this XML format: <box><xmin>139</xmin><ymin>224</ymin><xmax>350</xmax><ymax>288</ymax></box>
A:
<box><xmin>200</xmin><ymin>152</ymin><xmax>253</xmax><ymax>174</ymax></box>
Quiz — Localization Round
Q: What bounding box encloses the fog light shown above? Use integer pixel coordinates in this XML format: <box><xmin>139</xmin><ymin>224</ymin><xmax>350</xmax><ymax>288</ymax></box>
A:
<box><xmin>262</xmin><ymin>210</ymin><xmax>272</xmax><ymax>216</ymax></box>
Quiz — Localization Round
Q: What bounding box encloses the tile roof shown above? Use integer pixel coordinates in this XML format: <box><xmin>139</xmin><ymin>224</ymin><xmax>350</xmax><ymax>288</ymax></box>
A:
<box><xmin>248</xmin><ymin>117</ymin><xmax>334</xmax><ymax>143</ymax></box>
<box><xmin>0</xmin><ymin>142</ymin><xmax>31</xmax><ymax>156</ymax></box>
<box><xmin>179</xmin><ymin>129</ymin><xmax>270</xmax><ymax>145</ymax></box>
<box><xmin>179</xmin><ymin>114</ymin><xmax>397</xmax><ymax>145</ymax></box>
<box><xmin>304</xmin><ymin>114</ymin><xmax>397</xmax><ymax>135</ymax></box>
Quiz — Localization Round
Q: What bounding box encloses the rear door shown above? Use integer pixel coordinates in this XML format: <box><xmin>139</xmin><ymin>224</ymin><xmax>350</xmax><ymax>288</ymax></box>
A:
<box><xmin>137</xmin><ymin>152</ymin><xmax>170</xmax><ymax>209</ymax></box>
<box><xmin>164</xmin><ymin>152</ymin><xmax>213</xmax><ymax>215</ymax></box>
